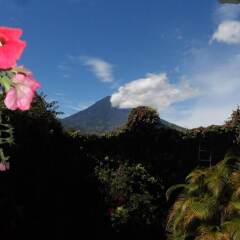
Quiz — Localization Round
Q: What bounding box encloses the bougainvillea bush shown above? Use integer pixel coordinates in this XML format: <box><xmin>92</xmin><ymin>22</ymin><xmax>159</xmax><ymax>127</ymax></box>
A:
<box><xmin>0</xmin><ymin>26</ymin><xmax>40</xmax><ymax>170</ymax></box>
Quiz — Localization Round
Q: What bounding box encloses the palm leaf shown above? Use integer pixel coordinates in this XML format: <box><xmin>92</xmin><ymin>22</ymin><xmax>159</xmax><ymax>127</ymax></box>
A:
<box><xmin>222</xmin><ymin>218</ymin><xmax>240</xmax><ymax>240</ymax></box>
<box><xmin>166</xmin><ymin>184</ymin><xmax>188</xmax><ymax>201</ymax></box>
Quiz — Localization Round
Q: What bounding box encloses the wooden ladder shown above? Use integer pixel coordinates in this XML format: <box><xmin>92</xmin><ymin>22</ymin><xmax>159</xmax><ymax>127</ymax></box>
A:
<box><xmin>198</xmin><ymin>143</ymin><xmax>212</xmax><ymax>168</ymax></box>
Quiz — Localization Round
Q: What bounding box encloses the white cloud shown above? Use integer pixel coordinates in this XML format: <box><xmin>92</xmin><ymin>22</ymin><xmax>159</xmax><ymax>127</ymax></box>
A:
<box><xmin>58</xmin><ymin>55</ymin><xmax>115</xmax><ymax>83</ymax></box>
<box><xmin>110</xmin><ymin>73</ymin><xmax>197</xmax><ymax>111</ymax></box>
<box><xmin>110</xmin><ymin>47</ymin><xmax>240</xmax><ymax>129</ymax></box>
<box><xmin>171</xmin><ymin>105</ymin><xmax>234</xmax><ymax>129</ymax></box>
<box><xmin>212</xmin><ymin>20</ymin><xmax>240</xmax><ymax>44</ymax></box>
<box><xmin>82</xmin><ymin>57</ymin><xmax>114</xmax><ymax>83</ymax></box>
<box><xmin>163</xmin><ymin>52</ymin><xmax>240</xmax><ymax>128</ymax></box>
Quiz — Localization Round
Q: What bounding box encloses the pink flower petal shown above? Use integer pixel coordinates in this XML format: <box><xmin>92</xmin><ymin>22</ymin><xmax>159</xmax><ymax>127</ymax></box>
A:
<box><xmin>0</xmin><ymin>27</ymin><xmax>26</xmax><ymax>69</ymax></box>
<box><xmin>0</xmin><ymin>163</ymin><xmax>6</xmax><ymax>171</ymax></box>
<box><xmin>0</xmin><ymin>27</ymin><xmax>23</xmax><ymax>40</ymax></box>
<box><xmin>4</xmin><ymin>88</ymin><xmax>18</xmax><ymax>110</ymax></box>
<box><xmin>4</xmin><ymin>73</ymin><xmax>40</xmax><ymax>111</ymax></box>
<box><xmin>0</xmin><ymin>162</ymin><xmax>10</xmax><ymax>171</ymax></box>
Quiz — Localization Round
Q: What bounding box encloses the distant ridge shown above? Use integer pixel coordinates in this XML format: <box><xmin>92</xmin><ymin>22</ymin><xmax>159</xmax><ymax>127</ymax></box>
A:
<box><xmin>61</xmin><ymin>96</ymin><xmax>185</xmax><ymax>134</ymax></box>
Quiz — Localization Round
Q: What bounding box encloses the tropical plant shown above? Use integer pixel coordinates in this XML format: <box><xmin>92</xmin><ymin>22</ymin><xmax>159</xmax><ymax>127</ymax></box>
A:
<box><xmin>166</xmin><ymin>147</ymin><xmax>240</xmax><ymax>240</ymax></box>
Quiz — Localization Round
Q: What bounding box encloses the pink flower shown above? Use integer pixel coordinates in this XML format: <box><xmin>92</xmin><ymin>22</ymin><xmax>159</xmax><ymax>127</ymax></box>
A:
<box><xmin>0</xmin><ymin>26</ymin><xmax>26</xmax><ymax>69</ymax></box>
<box><xmin>0</xmin><ymin>162</ymin><xmax>10</xmax><ymax>171</ymax></box>
<box><xmin>4</xmin><ymin>73</ymin><xmax>40</xmax><ymax>111</ymax></box>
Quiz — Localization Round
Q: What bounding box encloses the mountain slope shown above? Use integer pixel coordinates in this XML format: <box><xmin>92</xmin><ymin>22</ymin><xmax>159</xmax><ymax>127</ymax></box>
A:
<box><xmin>61</xmin><ymin>96</ymin><xmax>131</xmax><ymax>134</ymax></box>
<box><xmin>61</xmin><ymin>96</ymin><xmax>185</xmax><ymax>134</ymax></box>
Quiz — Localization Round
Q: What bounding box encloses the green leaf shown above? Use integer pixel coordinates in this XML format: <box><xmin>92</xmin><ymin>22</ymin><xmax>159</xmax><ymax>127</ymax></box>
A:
<box><xmin>12</xmin><ymin>66</ymin><xmax>31</xmax><ymax>75</ymax></box>
<box><xmin>0</xmin><ymin>76</ymin><xmax>11</xmax><ymax>91</ymax></box>
<box><xmin>166</xmin><ymin>184</ymin><xmax>188</xmax><ymax>201</ymax></box>
<box><xmin>231</xmin><ymin>201</ymin><xmax>240</xmax><ymax>210</ymax></box>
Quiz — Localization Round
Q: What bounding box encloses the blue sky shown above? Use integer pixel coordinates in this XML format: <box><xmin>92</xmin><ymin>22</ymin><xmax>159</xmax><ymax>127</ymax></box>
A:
<box><xmin>0</xmin><ymin>0</ymin><xmax>240</xmax><ymax>127</ymax></box>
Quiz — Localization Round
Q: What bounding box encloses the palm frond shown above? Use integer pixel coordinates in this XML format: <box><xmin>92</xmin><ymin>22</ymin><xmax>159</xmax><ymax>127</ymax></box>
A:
<box><xmin>222</xmin><ymin>218</ymin><xmax>240</xmax><ymax>240</ymax></box>
<box><xmin>196</xmin><ymin>225</ymin><xmax>230</xmax><ymax>240</ymax></box>
<box><xmin>166</xmin><ymin>150</ymin><xmax>240</xmax><ymax>240</ymax></box>
<box><xmin>186</xmin><ymin>168</ymin><xmax>208</xmax><ymax>184</ymax></box>
<box><xmin>166</xmin><ymin>184</ymin><xmax>188</xmax><ymax>201</ymax></box>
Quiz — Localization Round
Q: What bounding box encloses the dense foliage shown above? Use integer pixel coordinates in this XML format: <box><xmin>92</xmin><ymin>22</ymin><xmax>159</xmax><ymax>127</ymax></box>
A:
<box><xmin>95</xmin><ymin>156</ymin><xmax>163</xmax><ymax>229</ymax></box>
<box><xmin>166</xmin><ymin>148</ymin><xmax>240</xmax><ymax>240</ymax></box>
<box><xmin>0</xmin><ymin>93</ymin><xmax>238</xmax><ymax>239</ymax></box>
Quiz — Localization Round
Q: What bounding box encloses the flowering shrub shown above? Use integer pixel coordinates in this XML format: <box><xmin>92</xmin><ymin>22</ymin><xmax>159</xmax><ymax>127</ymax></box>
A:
<box><xmin>0</xmin><ymin>26</ymin><xmax>40</xmax><ymax>170</ymax></box>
